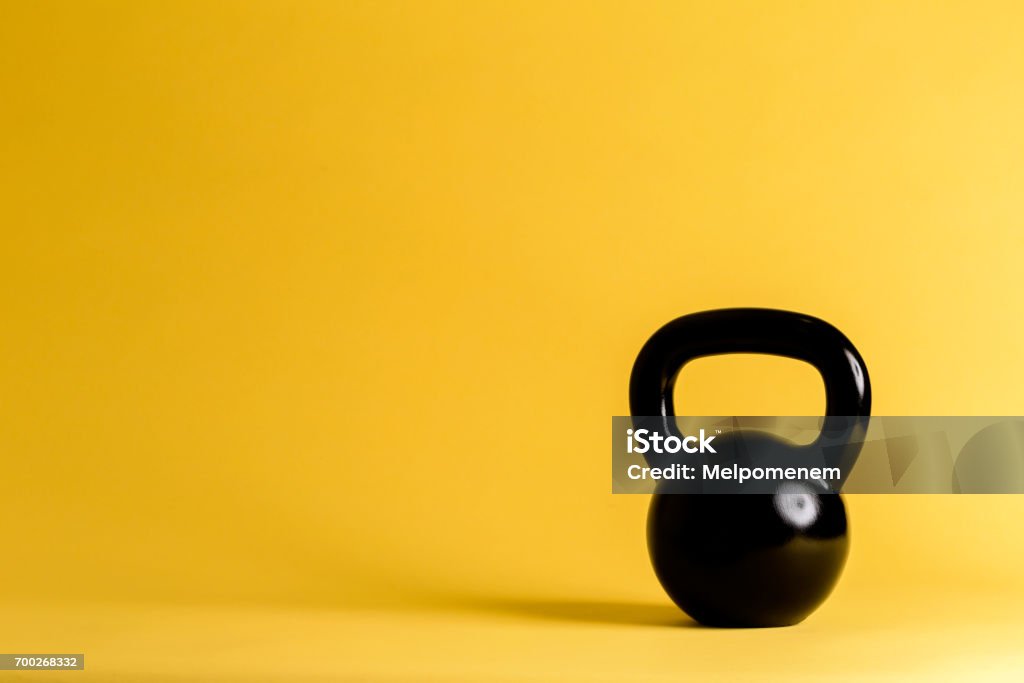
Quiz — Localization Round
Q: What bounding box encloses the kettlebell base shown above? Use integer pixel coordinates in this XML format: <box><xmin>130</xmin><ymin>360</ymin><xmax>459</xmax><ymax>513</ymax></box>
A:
<box><xmin>679</xmin><ymin>606</ymin><xmax>809</xmax><ymax>629</ymax></box>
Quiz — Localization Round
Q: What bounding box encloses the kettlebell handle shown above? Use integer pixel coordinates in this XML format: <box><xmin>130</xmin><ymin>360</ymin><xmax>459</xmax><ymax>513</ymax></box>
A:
<box><xmin>629</xmin><ymin>309</ymin><xmax>871</xmax><ymax>454</ymax></box>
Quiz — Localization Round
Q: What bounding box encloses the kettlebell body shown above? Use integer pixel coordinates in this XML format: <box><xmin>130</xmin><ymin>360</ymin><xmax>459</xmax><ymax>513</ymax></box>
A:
<box><xmin>630</xmin><ymin>309</ymin><xmax>871</xmax><ymax>627</ymax></box>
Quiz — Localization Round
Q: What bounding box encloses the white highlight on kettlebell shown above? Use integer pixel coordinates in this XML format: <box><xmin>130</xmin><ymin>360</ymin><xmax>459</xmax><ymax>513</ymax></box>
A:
<box><xmin>774</xmin><ymin>483</ymin><xmax>821</xmax><ymax>529</ymax></box>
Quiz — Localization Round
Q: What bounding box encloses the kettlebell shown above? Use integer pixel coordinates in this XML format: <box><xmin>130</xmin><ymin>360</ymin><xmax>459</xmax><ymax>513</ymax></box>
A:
<box><xmin>629</xmin><ymin>309</ymin><xmax>871</xmax><ymax>627</ymax></box>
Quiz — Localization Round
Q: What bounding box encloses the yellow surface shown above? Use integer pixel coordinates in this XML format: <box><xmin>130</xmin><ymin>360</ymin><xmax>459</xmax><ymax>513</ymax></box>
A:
<box><xmin>3</xmin><ymin>589</ymin><xmax>1024</xmax><ymax>682</ymax></box>
<box><xmin>2</xmin><ymin>1</ymin><xmax>1024</xmax><ymax>680</ymax></box>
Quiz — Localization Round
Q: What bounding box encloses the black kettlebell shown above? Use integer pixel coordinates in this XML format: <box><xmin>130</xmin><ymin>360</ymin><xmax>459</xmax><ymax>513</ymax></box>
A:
<box><xmin>629</xmin><ymin>309</ymin><xmax>871</xmax><ymax>627</ymax></box>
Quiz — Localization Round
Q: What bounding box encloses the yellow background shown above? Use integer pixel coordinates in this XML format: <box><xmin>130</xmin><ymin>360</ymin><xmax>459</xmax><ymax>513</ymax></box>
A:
<box><xmin>3</xmin><ymin>1</ymin><xmax>1024</xmax><ymax>680</ymax></box>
